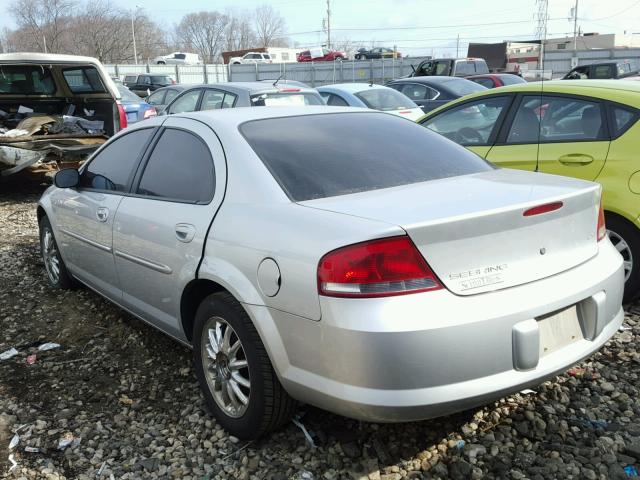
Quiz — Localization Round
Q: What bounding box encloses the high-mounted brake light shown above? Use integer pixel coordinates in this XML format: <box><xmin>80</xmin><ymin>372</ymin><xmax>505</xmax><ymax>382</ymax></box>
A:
<box><xmin>318</xmin><ymin>236</ymin><xmax>442</xmax><ymax>298</ymax></box>
<box><xmin>280</xmin><ymin>88</ymin><xmax>301</xmax><ymax>92</ymax></box>
<box><xmin>597</xmin><ymin>201</ymin><xmax>606</xmax><ymax>241</ymax></box>
<box><xmin>523</xmin><ymin>201</ymin><xmax>563</xmax><ymax>217</ymax></box>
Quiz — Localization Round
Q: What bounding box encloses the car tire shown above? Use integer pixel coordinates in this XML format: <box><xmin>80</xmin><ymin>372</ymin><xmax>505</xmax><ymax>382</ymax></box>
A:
<box><xmin>39</xmin><ymin>216</ymin><xmax>75</xmax><ymax>290</ymax></box>
<box><xmin>157</xmin><ymin>61</ymin><xmax>166</xmax><ymax>65</ymax></box>
<box><xmin>605</xmin><ymin>214</ymin><xmax>640</xmax><ymax>303</ymax></box>
<box><xmin>193</xmin><ymin>291</ymin><xmax>296</xmax><ymax>439</ymax></box>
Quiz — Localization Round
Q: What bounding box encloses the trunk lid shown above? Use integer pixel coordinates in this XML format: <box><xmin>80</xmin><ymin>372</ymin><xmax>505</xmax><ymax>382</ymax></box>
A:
<box><xmin>300</xmin><ymin>169</ymin><xmax>601</xmax><ymax>295</ymax></box>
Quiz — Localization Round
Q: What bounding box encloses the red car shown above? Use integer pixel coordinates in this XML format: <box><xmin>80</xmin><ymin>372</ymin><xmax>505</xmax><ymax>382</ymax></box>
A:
<box><xmin>465</xmin><ymin>73</ymin><xmax>526</xmax><ymax>89</ymax></box>
<box><xmin>297</xmin><ymin>48</ymin><xmax>346</xmax><ymax>62</ymax></box>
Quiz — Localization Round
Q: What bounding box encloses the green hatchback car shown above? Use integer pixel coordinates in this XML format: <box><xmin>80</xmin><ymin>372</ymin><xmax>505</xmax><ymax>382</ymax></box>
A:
<box><xmin>419</xmin><ymin>80</ymin><xmax>640</xmax><ymax>301</ymax></box>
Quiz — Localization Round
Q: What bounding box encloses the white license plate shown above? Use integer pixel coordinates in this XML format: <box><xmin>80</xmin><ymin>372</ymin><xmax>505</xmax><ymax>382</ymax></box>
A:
<box><xmin>538</xmin><ymin>305</ymin><xmax>583</xmax><ymax>357</ymax></box>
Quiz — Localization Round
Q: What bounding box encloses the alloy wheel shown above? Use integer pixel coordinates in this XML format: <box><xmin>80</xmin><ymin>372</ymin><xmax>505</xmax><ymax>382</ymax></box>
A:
<box><xmin>608</xmin><ymin>229</ymin><xmax>633</xmax><ymax>282</ymax></box>
<box><xmin>201</xmin><ymin>316</ymin><xmax>251</xmax><ymax>418</ymax></box>
<box><xmin>42</xmin><ymin>228</ymin><xmax>61</xmax><ymax>284</ymax></box>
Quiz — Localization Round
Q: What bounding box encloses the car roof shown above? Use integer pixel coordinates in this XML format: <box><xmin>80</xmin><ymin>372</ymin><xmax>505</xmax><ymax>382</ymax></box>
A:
<box><xmin>466</xmin><ymin>73</ymin><xmax>521</xmax><ymax>79</ymax></box>
<box><xmin>318</xmin><ymin>83</ymin><xmax>389</xmax><ymax>93</ymax></box>
<box><xmin>174</xmin><ymin>82</ymin><xmax>319</xmax><ymax>95</ymax></box>
<box><xmin>423</xmin><ymin>79</ymin><xmax>640</xmax><ymax>117</ymax></box>
<box><xmin>391</xmin><ymin>76</ymin><xmax>472</xmax><ymax>85</ymax></box>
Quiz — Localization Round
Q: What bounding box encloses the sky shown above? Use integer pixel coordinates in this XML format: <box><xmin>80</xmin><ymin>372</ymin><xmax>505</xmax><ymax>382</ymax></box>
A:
<box><xmin>2</xmin><ymin>0</ymin><xmax>639</xmax><ymax>57</ymax></box>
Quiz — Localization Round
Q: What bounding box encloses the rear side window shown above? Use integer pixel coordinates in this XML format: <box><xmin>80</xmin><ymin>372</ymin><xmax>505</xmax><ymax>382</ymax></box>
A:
<box><xmin>611</xmin><ymin>105</ymin><xmax>638</xmax><ymax>137</ymax></box>
<box><xmin>0</xmin><ymin>66</ymin><xmax>56</xmax><ymax>94</ymax></box>
<box><xmin>442</xmin><ymin>78</ymin><xmax>486</xmax><ymax>97</ymax></box>
<box><xmin>146</xmin><ymin>90</ymin><xmax>166</xmax><ymax>105</ymax></box>
<box><xmin>241</xmin><ymin>113</ymin><xmax>493</xmax><ymax>201</ymax></box>
<box><xmin>62</xmin><ymin>67</ymin><xmax>106</xmax><ymax>93</ymax></box>
<box><xmin>151</xmin><ymin>76</ymin><xmax>172</xmax><ymax>84</ymax></box>
<box><xmin>137</xmin><ymin>129</ymin><xmax>214</xmax><ymax>203</ymax></box>
<box><xmin>471</xmin><ymin>78</ymin><xmax>495</xmax><ymax>89</ymax></box>
<box><xmin>80</xmin><ymin>128</ymin><xmax>153</xmax><ymax>192</ymax></box>
<box><xmin>355</xmin><ymin>88</ymin><xmax>418</xmax><ymax>111</ymax></box>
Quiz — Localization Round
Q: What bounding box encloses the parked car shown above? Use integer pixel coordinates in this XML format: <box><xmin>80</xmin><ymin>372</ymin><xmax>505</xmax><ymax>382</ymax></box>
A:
<box><xmin>0</xmin><ymin>53</ymin><xmax>125</xmax><ymax>179</ymax></box>
<box><xmin>317</xmin><ymin>83</ymin><xmax>423</xmax><ymax>121</ymax></box>
<box><xmin>162</xmin><ymin>82</ymin><xmax>324</xmax><ymax>115</ymax></box>
<box><xmin>466</xmin><ymin>73</ymin><xmax>527</xmax><ymax>89</ymax></box>
<box><xmin>153</xmin><ymin>52</ymin><xmax>201</xmax><ymax>65</ymax></box>
<box><xmin>419</xmin><ymin>80</ymin><xmax>640</xmax><ymax>301</ymax></box>
<box><xmin>355</xmin><ymin>47</ymin><xmax>401</xmax><ymax>60</ymax></box>
<box><xmin>386</xmin><ymin>76</ymin><xmax>487</xmax><ymax>113</ymax></box>
<box><xmin>563</xmin><ymin>61</ymin><xmax>639</xmax><ymax>80</ymax></box>
<box><xmin>123</xmin><ymin>73</ymin><xmax>175</xmax><ymax>98</ymax></box>
<box><xmin>229</xmin><ymin>52</ymin><xmax>272</xmax><ymax>65</ymax></box>
<box><xmin>116</xmin><ymin>84</ymin><xmax>156</xmax><ymax>124</ymax></box>
<box><xmin>145</xmin><ymin>85</ymin><xmax>189</xmax><ymax>114</ymax></box>
<box><xmin>297</xmin><ymin>48</ymin><xmax>346</xmax><ymax>62</ymax></box>
<box><xmin>38</xmin><ymin>107</ymin><xmax>623</xmax><ymax>440</ymax></box>
<box><xmin>407</xmin><ymin>58</ymin><xmax>490</xmax><ymax>78</ymax></box>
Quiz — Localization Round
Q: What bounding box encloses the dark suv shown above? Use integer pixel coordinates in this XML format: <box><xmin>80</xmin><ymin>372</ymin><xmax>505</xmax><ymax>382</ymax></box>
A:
<box><xmin>563</xmin><ymin>61</ymin><xmax>639</xmax><ymax>80</ymax></box>
<box><xmin>123</xmin><ymin>74</ymin><xmax>175</xmax><ymax>97</ymax></box>
<box><xmin>408</xmin><ymin>58</ymin><xmax>489</xmax><ymax>78</ymax></box>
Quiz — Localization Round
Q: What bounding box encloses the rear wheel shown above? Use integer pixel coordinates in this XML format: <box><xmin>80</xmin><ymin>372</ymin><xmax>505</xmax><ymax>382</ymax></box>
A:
<box><xmin>39</xmin><ymin>217</ymin><xmax>75</xmax><ymax>289</ymax></box>
<box><xmin>157</xmin><ymin>61</ymin><xmax>166</xmax><ymax>65</ymax></box>
<box><xmin>605</xmin><ymin>214</ymin><xmax>640</xmax><ymax>302</ymax></box>
<box><xmin>193</xmin><ymin>292</ymin><xmax>296</xmax><ymax>439</ymax></box>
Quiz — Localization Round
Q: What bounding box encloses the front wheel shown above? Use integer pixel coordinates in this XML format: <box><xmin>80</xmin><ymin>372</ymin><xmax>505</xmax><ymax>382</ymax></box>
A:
<box><xmin>157</xmin><ymin>61</ymin><xmax>166</xmax><ymax>65</ymax></box>
<box><xmin>606</xmin><ymin>214</ymin><xmax>640</xmax><ymax>303</ymax></box>
<box><xmin>193</xmin><ymin>292</ymin><xmax>296</xmax><ymax>439</ymax></box>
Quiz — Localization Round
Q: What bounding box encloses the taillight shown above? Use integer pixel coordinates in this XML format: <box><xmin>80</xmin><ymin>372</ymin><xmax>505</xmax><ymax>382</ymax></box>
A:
<box><xmin>116</xmin><ymin>101</ymin><xmax>127</xmax><ymax>130</ymax></box>
<box><xmin>171</xmin><ymin>79</ymin><xmax>176</xmax><ymax>84</ymax></box>
<box><xmin>523</xmin><ymin>201</ymin><xmax>563</xmax><ymax>217</ymax></box>
<box><xmin>597</xmin><ymin>201</ymin><xmax>606</xmax><ymax>241</ymax></box>
<box><xmin>318</xmin><ymin>236</ymin><xmax>442</xmax><ymax>298</ymax></box>
<box><xmin>144</xmin><ymin>107</ymin><xmax>157</xmax><ymax>119</ymax></box>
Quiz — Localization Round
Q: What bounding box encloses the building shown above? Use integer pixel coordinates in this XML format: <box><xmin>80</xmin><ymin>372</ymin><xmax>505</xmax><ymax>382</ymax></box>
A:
<box><xmin>544</xmin><ymin>33</ymin><xmax>640</xmax><ymax>52</ymax></box>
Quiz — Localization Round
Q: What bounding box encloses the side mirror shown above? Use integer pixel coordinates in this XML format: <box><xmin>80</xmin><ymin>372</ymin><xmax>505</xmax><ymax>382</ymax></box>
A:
<box><xmin>54</xmin><ymin>168</ymin><xmax>80</xmax><ymax>188</ymax></box>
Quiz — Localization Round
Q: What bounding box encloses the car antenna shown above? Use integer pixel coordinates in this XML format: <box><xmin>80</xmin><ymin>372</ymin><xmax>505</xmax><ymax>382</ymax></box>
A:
<box><xmin>273</xmin><ymin>74</ymin><xmax>284</xmax><ymax>87</ymax></box>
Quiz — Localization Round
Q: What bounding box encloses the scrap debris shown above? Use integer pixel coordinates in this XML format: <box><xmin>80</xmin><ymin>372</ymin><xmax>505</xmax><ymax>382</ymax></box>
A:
<box><xmin>0</xmin><ymin>348</ymin><xmax>18</xmax><ymax>360</ymax></box>
<box><xmin>38</xmin><ymin>342</ymin><xmax>61</xmax><ymax>351</ymax></box>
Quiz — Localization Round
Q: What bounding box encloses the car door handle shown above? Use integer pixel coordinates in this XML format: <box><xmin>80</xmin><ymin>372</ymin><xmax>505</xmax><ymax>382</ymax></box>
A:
<box><xmin>96</xmin><ymin>207</ymin><xmax>109</xmax><ymax>222</ymax></box>
<box><xmin>175</xmin><ymin>223</ymin><xmax>196</xmax><ymax>243</ymax></box>
<box><xmin>558</xmin><ymin>154</ymin><xmax>594</xmax><ymax>165</ymax></box>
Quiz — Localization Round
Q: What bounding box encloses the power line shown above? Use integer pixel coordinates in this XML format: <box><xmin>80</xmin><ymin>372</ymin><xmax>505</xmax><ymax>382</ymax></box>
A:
<box><xmin>582</xmin><ymin>0</ymin><xmax>640</xmax><ymax>21</ymax></box>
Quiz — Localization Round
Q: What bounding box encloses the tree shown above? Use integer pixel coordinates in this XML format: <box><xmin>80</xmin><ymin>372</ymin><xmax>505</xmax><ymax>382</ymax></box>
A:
<box><xmin>10</xmin><ymin>0</ymin><xmax>76</xmax><ymax>52</ymax></box>
<box><xmin>176</xmin><ymin>11</ymin><xmax>229</xmax><ymax>63</ymax></box>
<box><xmin>254</xmin><ymin>5</ymin><xmax>286</xmax><ymax>48</ymax></box>
<box><xmin>224</xmin><ymin>13</ymin><xmax>257</xmax><ymax>52</ymax></box>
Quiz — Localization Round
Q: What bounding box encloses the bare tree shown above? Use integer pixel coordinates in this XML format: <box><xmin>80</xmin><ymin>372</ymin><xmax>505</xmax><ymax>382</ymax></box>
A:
<box><xmin>254</xmin><ymin>5</ymin><xmax>286</xmax><ymax>48</ymax></box>
<box><xmin>224</xmin><ymin>12</ymin><xmax>257</xmax><ymax>52</ymax></box>
<box><xmin>176</xmin><ymin>11</ymin><xmax>229</xmax><ymax>63</ymax></box>
<box><xmin>10</xmin><ymin>0</ymin><xmax>76</xmax><ymax>52</ymax></box>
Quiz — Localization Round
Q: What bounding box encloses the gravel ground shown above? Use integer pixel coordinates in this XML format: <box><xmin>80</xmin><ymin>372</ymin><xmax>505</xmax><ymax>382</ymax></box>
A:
<box><xmin>1</xmin><ymin>181</ymin><xmax>640</xmax><ymax>480</ymax></box>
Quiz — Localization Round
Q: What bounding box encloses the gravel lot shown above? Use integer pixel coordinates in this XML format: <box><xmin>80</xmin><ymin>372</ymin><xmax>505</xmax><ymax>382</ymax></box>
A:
<box><xmin>1</xmin><ymin>181</ymin><xmax>640</xmax><ymax>480</ymax></box>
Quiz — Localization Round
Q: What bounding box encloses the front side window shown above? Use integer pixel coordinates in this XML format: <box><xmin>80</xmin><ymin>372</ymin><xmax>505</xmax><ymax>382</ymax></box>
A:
<box><xmin>165</xmin><ymin>89</ymin><xmax>179</xmax><ymax>104</ymax></box>
<box><xmin>222</xmin><ymin>93</ymin><xmax>237</xmax><ymax>108</ymax></box>
<box><xmin>422</xmin><ymin>96</ymin><xmax>510</xmax><ymax>145</ymax></box>
<box><xmin>0</xmin><ymin>65</ymin><xmax>56</xmax><ymax>94</ymax></box>
<box><xmin>175</xmin><ymin>54</ymin><xmax>186</xmax><ymax>60</ymax></box>
<box><xmin>79</xmin><ymin>128</ymin><xmax>153</xmax><ymax>192</ymax></box>
<box><xmin>124</xmin><ymin>75</ymin><xmax>137</xmax><ymax>83</ymax></box>
<box><xmin>397</xmin><ymin>83</ymin><xmax>437</xmax><ymax>101</ymax></box>
<box><xmin>241</xmin><ymin>112</ymin><xmax>493</xmax><ymax>201</ymax></box>
<box><xmin>355</xmin><ymin>88</ymin><xmax>418</xmax><ymax>111</ymax></box>
<box><xmin>169</xmin><ymin>89</ymin><xmax>202</xmax><ymax>114</ymax></box>
<box><xmin>593</xmin><ymin>65</ymin><xmax>614</xmax><ymax>79</ymax></box>
<box><xmin>140</xmin><ymin>76</ymin><xmax>151</xmax><ymax>85</ymax></box>
<box><xmin>137</xmin><ymin>129</ymin><xmax>214</xmax><ymax>203</ymax></box>
<box><xmin>62</xmin><ymin>67</ymin><xmax>106</xmax><ymax>93</ymax></box>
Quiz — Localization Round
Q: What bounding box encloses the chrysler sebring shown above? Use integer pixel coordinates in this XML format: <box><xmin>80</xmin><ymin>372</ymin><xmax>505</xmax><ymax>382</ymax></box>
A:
<box><xmin>37</xmin><ymin>107</ymin><xmax>624</xmax><ymax>439</ymax></box>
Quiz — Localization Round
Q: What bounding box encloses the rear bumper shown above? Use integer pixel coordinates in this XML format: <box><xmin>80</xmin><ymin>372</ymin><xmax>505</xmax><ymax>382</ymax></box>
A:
<box><xmin>249</xmin><ymin>238</ymin><xmax>624</xmax><ymax>422</ymax></box>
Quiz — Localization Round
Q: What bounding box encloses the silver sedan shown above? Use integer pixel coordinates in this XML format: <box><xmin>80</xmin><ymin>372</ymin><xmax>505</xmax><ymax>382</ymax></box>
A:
<box><xmin>38</xmin><ymin>107</ymin><xmax>624</xmax><ymax>439</ymax></box>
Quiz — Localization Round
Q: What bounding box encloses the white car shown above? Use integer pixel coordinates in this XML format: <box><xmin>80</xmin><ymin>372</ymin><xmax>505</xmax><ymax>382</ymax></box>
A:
<box><xmin>153</xmin><ymin>52</ymin><xmax>201</xmax><ymax>65</ymax></box>
<box><xmin>229</xmin><ymin>52</ymin><xmax>273</xmax><ymax>65</ymax></box>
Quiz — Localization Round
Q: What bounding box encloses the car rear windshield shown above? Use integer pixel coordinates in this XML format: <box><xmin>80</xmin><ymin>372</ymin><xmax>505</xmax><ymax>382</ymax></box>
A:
<box><xmin>250</xmin><ymin>92</ymin><xmax>323</xmax><ymax>106</ymax></box>
<box><xmin>500</xmin><ymin>75</ymin><xmax>526</xmax><ymax>85</ymax></box>
<box><xmin>354</xmin><ymin>88</ymin><xmax>417</xmax><ymax>110</ymax></box>
<box><xmin>151</xmin><ymin>75</ymin><xmax>172</xmax><ymax>84</ymax></box>
<box><xmin>117</xmin><ymin>84</ymin><xmax>142</xmax><ymax>102</ymax></box>
<box><xmin>240</xmin><ymin>112</ymin><xmax>493</xmax><ymax>201</ymax></box>
<box><xmin>441</xmin><ymin>78</ymin><xmax>487</xmax><ymax>97</ymax></box>
<box><xmin>0</xmin><ymin>65</ymin><xmax>56</xmax><ymax>95</ymax></box>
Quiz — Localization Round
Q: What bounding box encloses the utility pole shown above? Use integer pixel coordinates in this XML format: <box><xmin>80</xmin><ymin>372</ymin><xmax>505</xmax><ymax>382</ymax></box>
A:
<box><xmin>131</xmin><ymin>9</ymin><xmax>138</xmax><ymax>65</ymax></box>
<box><xmin>43</xmin><ymin>35</ymin><xmax>47</xmax><ymax>54</ymax></box>
<box><xmin>456</xmin><ymin>34</ymin><xmax>460</xmax><ymax>57</ymax></box>
<box><xmin>572</xmin><ymin>0</ymin><xmax>579</xmax><ymax>51</ymax></box>
<box><xmin>326</xmin><ymin>0</ymin><xmax>331</xmax><ymax>50</ymax></box>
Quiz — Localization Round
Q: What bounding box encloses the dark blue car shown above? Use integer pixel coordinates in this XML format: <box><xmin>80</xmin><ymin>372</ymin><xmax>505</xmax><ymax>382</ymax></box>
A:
<box><xmin>117</xmin><ymin>84</ymin><xmax>156</xmax><ymax>124</ymax></box>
